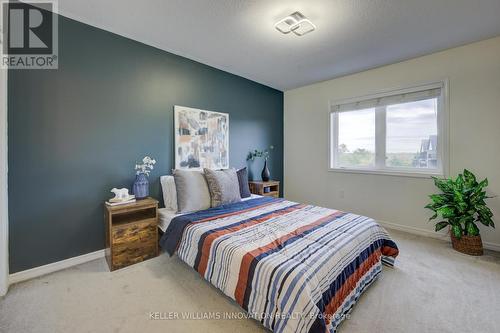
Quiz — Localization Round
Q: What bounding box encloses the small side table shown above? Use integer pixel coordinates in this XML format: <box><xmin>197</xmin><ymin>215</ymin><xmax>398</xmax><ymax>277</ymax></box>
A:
<box><xmin>248</xmin><ymin>180</ymin><xmax>280</xmax><ymax>198</ymax></box>
<box><xmin>104</xmin><ymin>197</ymin><xmax>158</xmax><ymax>271</ymax></box>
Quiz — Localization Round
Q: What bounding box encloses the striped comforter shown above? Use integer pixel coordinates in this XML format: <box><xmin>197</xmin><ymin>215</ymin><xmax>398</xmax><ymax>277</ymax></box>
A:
<box><xmin>160</xmin><ymin>196</ymin><xmax>398</xmax><ymax>333</ymax></box>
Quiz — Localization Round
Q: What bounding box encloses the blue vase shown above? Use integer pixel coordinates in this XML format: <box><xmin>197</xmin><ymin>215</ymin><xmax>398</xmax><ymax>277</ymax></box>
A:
<box><xmin>133</xmin><ymin>173</ymin><xmax>149</xmax><ymax>199</ymax></box>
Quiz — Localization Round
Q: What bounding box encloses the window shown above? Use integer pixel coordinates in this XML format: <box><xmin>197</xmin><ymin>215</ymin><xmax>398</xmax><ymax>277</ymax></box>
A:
<box><xmin>330</xmin><ymin>82</ymin><xmax>447</xmax><ymax>176</ymax></box>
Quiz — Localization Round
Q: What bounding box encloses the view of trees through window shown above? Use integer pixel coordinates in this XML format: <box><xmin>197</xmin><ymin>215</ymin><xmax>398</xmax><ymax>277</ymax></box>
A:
<box><xmin>336</xmin><ymin>98</ymin><xmax>438</xmax><ymax>169</ymax></box>
<box><xmin>338</xmin><ymin>108</ymin><xmax>375</xmax><ymax>167</ymax></box>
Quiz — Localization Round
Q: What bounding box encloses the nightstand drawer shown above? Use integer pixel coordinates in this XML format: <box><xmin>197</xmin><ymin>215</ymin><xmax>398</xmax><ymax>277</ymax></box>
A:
<box><xmin>112</xmin><ymin>242</ymin><xmax>157</xmax><ymax>269</ymax></box>
<box><xmin>112</xmin><ymin>219</ymin><xmax>157</xmax><ymax>246</ymax></box>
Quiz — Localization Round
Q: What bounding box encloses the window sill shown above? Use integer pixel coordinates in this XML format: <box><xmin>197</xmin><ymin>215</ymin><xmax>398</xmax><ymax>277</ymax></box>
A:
<box><xmin>328</xmin><ymin>167</ymin><xmax>444</xmax><ymax>179</ymax></box>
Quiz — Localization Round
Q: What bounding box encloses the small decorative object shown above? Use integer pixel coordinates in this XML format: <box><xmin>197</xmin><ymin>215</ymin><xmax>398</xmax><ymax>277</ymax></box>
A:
<box><xmin>133</xmin><ymin>156</ymin><xmax>156</xmax><ymax>199</ymax></box>
<box><xmin>111</xmin><ymin>188</ymin><xmax>130</xmax><ymax>200</ymax></box>
<box><xmin>261</xmin><ymin>160</ymin><xmax>271</xmax><ymax>182</ymax></box>
<box><xmin>107</xmin><ymin>188</ymin><xmax>135</xmax><ymax>206</ymax></box>
<box><xmin>174</xmin><ymin>106</ymin><xmax>229</xmax><ymax>169</ymax></box>
<box><xmin>247</xmin><ymin>146</ymin><xmax>274</xmax><ymax>182</ymax></box>
<box><xmin>425</xmin><ymin>169</ymin><xmax>495</xmax><ymax>256</ymax></box>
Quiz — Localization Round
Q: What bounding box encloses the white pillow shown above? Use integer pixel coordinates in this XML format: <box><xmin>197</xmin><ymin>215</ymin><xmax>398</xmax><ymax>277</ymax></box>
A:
<box><xmin>160</xmin><ymin>175</ymin><xmax>178</xmax><ymax>211</ymax></box>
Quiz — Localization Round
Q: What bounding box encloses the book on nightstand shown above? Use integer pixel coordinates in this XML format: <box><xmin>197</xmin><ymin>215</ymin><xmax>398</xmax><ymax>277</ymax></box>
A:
<box><xmin>105</xmin><ymin>198</ymin><xmax>136</xmax><ymax>206</ymax></box>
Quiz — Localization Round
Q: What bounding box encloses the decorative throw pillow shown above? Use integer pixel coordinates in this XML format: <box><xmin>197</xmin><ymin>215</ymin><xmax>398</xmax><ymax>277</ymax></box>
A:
<box><xmin>204</xmin><ymin>168</ymin><xmax>242</xmax><ymax>207</ymax></box>
<box><xmin>160</xmin><ymin>175</ymin><xmax>178</xmax><ymax>211</ymax></box>
<box><xmin>173</xmin><ymin>169</ymin><xmax>211</xmax><ymax>213</ymax></box>
<box><xmin>236</xmin><ymin>167</ymin><xmax>251</xmax><ymax>198</ymax></box>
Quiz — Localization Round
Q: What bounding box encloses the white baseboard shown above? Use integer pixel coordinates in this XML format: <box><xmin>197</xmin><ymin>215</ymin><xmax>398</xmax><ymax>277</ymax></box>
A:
<box><xmin>378</xmin><ymin>220</ymin><xmax>500</xmax><ymax>252</ymax></box>
<box><xmin>9</xmin><ymin>249</ymin><xmax>105</xmax><ymax>285</ymax></box>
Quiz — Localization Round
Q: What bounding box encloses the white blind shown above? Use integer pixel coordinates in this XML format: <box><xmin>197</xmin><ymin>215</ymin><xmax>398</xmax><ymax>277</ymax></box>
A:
<box><xmin>333</xmin><ymin>87</ymin><xmax>441</xmax><ymax>112</ymax></box>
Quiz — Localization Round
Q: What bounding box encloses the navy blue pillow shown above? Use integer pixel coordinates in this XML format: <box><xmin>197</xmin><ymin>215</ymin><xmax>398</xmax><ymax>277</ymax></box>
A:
<box><xmin>236</xmin><ymin>167</ymin><xmax>251</xmax><ymax>198</ymax></box>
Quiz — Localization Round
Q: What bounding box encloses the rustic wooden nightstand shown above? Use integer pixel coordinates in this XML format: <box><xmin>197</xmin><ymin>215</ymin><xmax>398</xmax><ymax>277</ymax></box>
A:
<box><xmin>104</xmin><ymin>197</ymin><xmax>158</xmax><ymax>271</ymax></box>
<box><xmin>248</xmin><ymin>180</ymin><xmax>280</xmax><ymax>198</ymax></box>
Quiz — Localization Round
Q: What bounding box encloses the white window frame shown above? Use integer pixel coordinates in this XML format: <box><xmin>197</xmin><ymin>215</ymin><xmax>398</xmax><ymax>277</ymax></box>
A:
<box><xmin>328</xmin><ymin>80</ymin><xmax>449</xmax><ymax>178</ymax></box>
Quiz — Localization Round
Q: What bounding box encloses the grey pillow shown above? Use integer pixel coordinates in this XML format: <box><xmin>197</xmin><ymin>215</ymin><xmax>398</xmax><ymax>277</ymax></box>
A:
<box><xmin>204</xmin><ymin>168</ymin><xmax>242</xmax><ymax>207</ymax></box>
<box><xmin>173</xmin><ymin>169</ymin><xmax>211</xmax><ymax>213</ymax></box>
<box><xmin>236</xmin><ymin>167</ymin><xmax>251</xmax><ymax>198</ymax></box>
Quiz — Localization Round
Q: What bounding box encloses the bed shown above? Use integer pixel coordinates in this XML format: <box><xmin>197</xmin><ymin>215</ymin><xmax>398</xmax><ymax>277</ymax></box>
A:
<box><xmin>159</xmin><ymin>195</ymin><xmax>398</xmax><ymax>333</ymax></box>
<box><xmin>158</xmin><ymin>194</ymin><xmax>262</xmax><ymax>232</ymax></box>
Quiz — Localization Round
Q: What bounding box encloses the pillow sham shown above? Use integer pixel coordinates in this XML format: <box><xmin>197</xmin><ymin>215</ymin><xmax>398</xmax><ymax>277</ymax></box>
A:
<box><xmin>173</xmin><ymin>169</ymin><xmax>211</xmax><ymax>213</ymax></box>
<box><xmin>160</xmin><ymin>175</ymin><xmax>178</xmax><ymax>211</ymax></box>
<box><xmin>204</xmin><ymin>168</ymin><xmax>241</xmax><ymax>207</ymax></box>
<box><xmin>236</xmin><ymin>167</ymin><xmax>251</xmax><ymax>198</ymax></box>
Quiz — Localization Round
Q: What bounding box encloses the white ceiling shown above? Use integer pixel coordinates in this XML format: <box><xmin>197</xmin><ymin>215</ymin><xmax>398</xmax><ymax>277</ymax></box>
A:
<box><xmin>57</xmin><ymin>0</ymin><xmax>500</xmax><ymax>91</ymax></box>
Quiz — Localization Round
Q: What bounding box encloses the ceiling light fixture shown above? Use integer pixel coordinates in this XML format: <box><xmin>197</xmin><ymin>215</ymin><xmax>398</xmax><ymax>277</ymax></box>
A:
<box><xmin>274</xmin><ymin>11</ymin><xmax>316</xmax><ymax>36</ymax></box>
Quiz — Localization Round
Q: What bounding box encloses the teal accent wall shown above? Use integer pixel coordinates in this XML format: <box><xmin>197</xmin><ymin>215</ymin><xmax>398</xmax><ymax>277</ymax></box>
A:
<box><xmin>8</xmin><ymin>15</ymin><xmax>283</xmax><ymax>273</ymax></box>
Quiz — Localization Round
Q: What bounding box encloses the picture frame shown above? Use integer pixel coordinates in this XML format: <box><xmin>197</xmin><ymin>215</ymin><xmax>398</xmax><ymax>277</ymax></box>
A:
<box><xmin>174</xmin><ymin>105</ymin><xmax>229</xmax><ymax>169</ymax></box>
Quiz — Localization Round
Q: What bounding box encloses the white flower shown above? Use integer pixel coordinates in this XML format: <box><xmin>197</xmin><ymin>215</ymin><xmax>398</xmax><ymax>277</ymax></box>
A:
<box><xmin>135</xmin><ymin>156</ymin><xmax>156</xmax><ymax>176</ymax></box>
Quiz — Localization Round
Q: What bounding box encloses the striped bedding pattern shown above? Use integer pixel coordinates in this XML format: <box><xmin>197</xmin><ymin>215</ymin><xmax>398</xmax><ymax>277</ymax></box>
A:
<box><xmin>160</xmin><ymin>196</ymin><xmax>399</xmax><ymax>333</ymax></box>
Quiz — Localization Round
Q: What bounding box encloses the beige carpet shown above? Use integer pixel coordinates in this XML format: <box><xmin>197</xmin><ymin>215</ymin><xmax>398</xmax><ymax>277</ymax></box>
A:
<box><xmin>1</xmin><ymin>229</ymin><xmax>500</xmax><ymax>333</ymax></box>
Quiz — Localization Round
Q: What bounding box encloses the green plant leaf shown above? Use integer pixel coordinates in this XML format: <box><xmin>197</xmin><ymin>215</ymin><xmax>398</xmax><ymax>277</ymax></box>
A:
<box><xmin>478</xmin><ymin>178</ymin><xmax>488</xmax><ymax>189</ymax></box>
<box><xmin>458</xmin><ymin>215</ymin><xmax>472</xmax><ymax>226</ymax></box>
<box><xmin>456</xmin><ymin>174</ymin><xmax>464</xmax><ymax>189</ymax></box>
<box><xmin>480</xmin><ymin>216</ymin><xmax>495</xmax><ymax>227</ymax></box>
<box><xmin>477</xmin><ymin>218</ymin><xmax>490</xmax><ymax>227</ymax></box>
<box><xmin>435</xmin><ymin>221</ymin><xmax>449</xmax><ymax>231</ymax></box>
<box><xmin>463</xmin><ymin>169</ymin><xmax>476</xmax><ymax>185</ymax></box>
<box><xmin>453</xmin><ymin>191</ymin><xmax>467</xmax><ymax>213</ymax></box>
<box><xmin>466</xmin><ymin>221</ymin><xmax>480</xmax><ymax>236</ymax></box>
<box><xmin>424</xmin><ymin>203</ymin><xmax>435</xmax><ymax>210</ymax></box>
<box><xmin>429</xmin><ymin>194</ymin><xmax>447</xmax><ymax>205</ymax></box>
<box><xmin>478</xmin><ymin>206</ymin><xmax>493</xmax><ymax>218</ymax></box>
<box><xmin>451</xmin><ymin>225</ymin><xmax>462</xmax><ymax>238</ymax></box>
<box><xmin>433</xmin><ymin>177</ymin><xmax>452</xmax><ymax>193</ymax></box>
<box><xmin>437</xmin><ymin>206</ymin><xmax>455</xmax><ymax>219</ymax></box>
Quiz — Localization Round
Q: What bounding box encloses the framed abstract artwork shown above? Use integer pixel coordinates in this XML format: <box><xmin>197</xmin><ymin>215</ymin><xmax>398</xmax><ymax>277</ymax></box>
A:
<box><xmin>174</xmin><ymin>105</ymin><xmax>229</xmax><ymax>169</ymax></box>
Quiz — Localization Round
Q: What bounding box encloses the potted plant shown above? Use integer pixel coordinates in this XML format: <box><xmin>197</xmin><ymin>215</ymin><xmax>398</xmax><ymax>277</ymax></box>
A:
<box><xmin>133</xmin><ymin>156</ymin><xmax>156</xmax><ymax>199</ymax></box>
<box><xmin>247</xmin><ymin>146</ymin><xmax>274</xmax><ymax>181</ymax></box>
<box><xmin>425</xmin><ymin>169</ymin><xmax>495</xmax><ymax>256</ymax></box>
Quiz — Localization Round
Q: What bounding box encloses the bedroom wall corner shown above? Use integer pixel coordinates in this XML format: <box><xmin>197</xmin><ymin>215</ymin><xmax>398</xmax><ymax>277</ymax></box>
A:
<box><xmin>284</xmin><ymin>36</ymin><xmax>500</xmax><ymax>249</ymax></box>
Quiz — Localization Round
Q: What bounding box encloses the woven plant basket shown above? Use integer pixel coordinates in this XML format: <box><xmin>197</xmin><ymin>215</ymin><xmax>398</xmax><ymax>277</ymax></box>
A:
<box><xmin>450</xmin><ymin>233</ymin><xmax>484</xmax><ymax>256</ymax></box>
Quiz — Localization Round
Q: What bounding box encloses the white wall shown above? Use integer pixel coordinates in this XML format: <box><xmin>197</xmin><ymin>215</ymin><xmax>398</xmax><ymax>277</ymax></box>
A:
<box><xmin>284</xmin><ymin>36</ymin><xmax>500</xmax><ymax>248</ymax></box>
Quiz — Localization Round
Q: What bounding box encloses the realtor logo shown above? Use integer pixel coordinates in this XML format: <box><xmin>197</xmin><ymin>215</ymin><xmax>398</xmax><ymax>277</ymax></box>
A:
<box><xmin>1</xmin><ymin>0</ymin><xmax>58</xmax><ymax>69</ymax></box>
